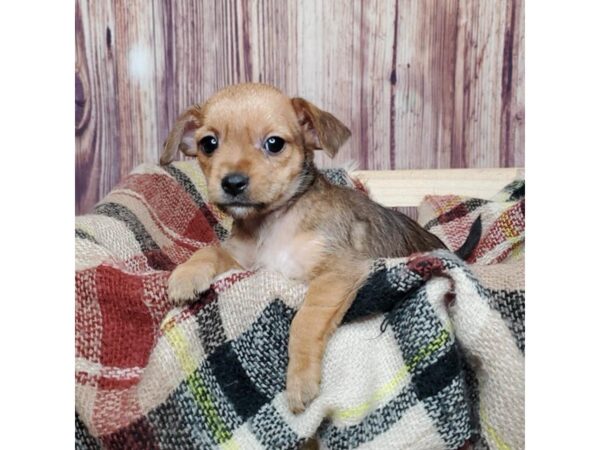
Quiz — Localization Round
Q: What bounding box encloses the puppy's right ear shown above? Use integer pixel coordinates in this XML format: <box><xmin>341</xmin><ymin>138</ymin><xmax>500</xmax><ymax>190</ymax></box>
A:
<box><xmin>291</xmin><ymin>98</ymin><xmax>351</xmax><ymax>158</ymax></box>
<box><xmin>160</xmin><ymin>105</ymin><xmax>203</xmax><ymax>165</ymax></box>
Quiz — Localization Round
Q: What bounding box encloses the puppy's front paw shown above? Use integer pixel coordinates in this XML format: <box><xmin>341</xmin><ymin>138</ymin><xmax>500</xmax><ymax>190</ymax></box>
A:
<box><xmin>167</xmin><ymin>264</ymin><xmax>214</xmax><ymax>305</ymax></box>
<box><xmin>286</xmin><ymin>363</ymin><xmax>321</xmax><ymax>414</ymax></box>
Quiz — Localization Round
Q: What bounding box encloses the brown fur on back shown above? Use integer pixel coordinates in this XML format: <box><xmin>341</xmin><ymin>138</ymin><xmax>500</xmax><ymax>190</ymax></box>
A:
<box><xmin>295</xmin><ymin>170</ymin><xmax>447</xmax><ymax>259</ymax></box>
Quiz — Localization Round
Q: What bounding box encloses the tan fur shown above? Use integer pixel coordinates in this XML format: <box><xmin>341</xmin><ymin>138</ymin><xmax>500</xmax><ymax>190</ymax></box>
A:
<box><xmin>161</xmin><ymin>83</ymin><xmax>447</xmax><ymax>413</ymax></box>
<box><xmin>286</xmin><ymin>257</ymin><xmax>370</xmax><ymax>412</ymax></box>
<box><xmin>167</xmin><ymin>245</ymin><xmax>242</xmax><ymax>303</ymax></box>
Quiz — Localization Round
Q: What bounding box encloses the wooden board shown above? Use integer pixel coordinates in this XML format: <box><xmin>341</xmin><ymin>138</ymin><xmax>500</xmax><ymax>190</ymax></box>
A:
<box><xmin>352</xmin><ymin>167</ymin><xmax>523</xmax><ymax>207</ymax></box>
<box><xmin>75</xmin><ymin>0</ymin><xmax>524</xmax><ymax>214</ymax></box>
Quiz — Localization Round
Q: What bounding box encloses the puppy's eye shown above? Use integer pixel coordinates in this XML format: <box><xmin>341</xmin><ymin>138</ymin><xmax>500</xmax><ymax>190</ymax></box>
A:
<box><xmin>264</xmin><ymin>136</ymin><xmax>285</xmax><ymax>154</ymax></box>
<box><xmin>199</xmin><ymin>136</ymin><xmax>218</xmax><ymax>155</ymax></box>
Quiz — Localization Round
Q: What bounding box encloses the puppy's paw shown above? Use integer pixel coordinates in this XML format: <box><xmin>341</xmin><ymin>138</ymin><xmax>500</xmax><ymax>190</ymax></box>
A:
<box><xmin>286</xmin><ymin>364</ymin><xmax>321</xmax><ymax>414</ymax></box>
<box><xmin>167</xmin><ymin>264</ymin><xmax>214</xmax><ymax>305</ymax></box>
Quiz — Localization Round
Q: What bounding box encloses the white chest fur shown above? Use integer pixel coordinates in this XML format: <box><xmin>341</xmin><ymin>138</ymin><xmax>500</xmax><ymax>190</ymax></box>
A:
<box><xmin>226</xmin><ymin>210</ymin><xmax>324</xmax><ymax>281</ymax></box>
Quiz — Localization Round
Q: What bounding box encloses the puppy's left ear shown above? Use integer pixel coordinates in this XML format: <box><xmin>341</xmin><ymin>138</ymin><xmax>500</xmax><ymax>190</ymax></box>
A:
<box><xmin>291</xmin><ymin>98</ymin><xmax>351</xmax><ymax>158</ymax></box>
<box><xmin>160</xmin><ymin>105</ymin><xmax>203</xmax><ymax>165</ymax></box>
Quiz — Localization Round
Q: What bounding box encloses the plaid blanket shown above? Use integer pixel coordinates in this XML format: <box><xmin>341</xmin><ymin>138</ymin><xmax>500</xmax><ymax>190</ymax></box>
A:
<box><xmin>75</xmin><ymin>162</ymin><xmax>524</xmax><ymax>450</ymax></box>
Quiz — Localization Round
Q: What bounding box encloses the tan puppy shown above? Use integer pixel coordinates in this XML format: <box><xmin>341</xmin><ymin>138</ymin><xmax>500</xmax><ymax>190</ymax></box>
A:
<box><xmin>160</xmin><ymin>83</ymin><xmax>451</xmax><ymax>413</ymax></box>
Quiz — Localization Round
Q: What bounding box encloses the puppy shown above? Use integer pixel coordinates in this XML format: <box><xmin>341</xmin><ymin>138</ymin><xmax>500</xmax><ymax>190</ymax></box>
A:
<box><xmin>160</xmin><ymin>83</ymin><xmax>472</xmax><ymax>413</ymax></box>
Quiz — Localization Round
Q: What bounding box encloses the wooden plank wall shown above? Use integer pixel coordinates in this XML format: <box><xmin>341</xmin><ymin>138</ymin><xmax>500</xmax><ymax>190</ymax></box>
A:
<box><xmin>75</xmin><ymin>0</ymin><xmax>524</xmax><ymax>214</ymax></box>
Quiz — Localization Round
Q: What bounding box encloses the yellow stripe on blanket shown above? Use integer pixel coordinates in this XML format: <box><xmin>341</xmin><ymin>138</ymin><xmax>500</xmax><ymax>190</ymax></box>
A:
<box><xmin>481</xmin><ymin>408</ymin><xmax>511</xmax><ymax>450</ymax></box>
<box><xmin>334</xmin><ymin>329</ymin><xmax>450</xmax><ymax>420</ymax></box>
<box><xmin>165</xmin><ymin>323</ymin><xmax>237</xmax><ymax>447</ymax></box>
<box><xmin>498</xmin><ymin>211</ymin><xmax>522</xmax><ymax>240</ymax></box>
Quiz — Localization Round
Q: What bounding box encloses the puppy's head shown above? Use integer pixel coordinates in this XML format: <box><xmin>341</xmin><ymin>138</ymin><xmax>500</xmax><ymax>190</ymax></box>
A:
<box><xmin>160</xmin><ymin>83</ymin><xmax>350</xmax><ymax>219</ymax></box>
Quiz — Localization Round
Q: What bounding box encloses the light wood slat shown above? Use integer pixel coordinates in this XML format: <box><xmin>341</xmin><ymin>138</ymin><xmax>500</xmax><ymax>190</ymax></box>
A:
<box><xmin>352</xmin><ymin>168</ymin><xmax>523</xmax><ymax>207</ymax></box>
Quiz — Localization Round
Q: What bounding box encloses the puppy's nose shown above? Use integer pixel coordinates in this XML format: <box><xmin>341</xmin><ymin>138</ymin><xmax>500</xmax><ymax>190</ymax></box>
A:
<box><xmin>221</xmin><ymin>173</ymin><xmax>249</xmax><ymax>196</ymax></box>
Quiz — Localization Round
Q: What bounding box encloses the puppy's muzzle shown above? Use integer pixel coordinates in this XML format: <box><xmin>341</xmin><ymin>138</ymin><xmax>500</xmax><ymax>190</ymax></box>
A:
<box><xmin>221</xmin><ymin>173</ymin><xmax>249</xmax><ymax>197</ymax></box>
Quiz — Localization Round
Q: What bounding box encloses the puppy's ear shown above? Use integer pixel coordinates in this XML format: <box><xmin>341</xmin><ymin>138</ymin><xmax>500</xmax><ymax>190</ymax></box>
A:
<box><xmin>291</xmin><ymin>98</ymin><xmax>351</xmax><ymax>158</ymax></box>
<box><xmin>159</xmin><ymin>105</ymin><xmax>203</xmax><ymax>165</ymax></box>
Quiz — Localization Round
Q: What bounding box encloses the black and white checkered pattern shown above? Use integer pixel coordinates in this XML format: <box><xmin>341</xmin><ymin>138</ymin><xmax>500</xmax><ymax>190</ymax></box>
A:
<box><xmin>77</xmin><ymin>252</ymin><xmax>524</xmax><ymax>449</ymax></box>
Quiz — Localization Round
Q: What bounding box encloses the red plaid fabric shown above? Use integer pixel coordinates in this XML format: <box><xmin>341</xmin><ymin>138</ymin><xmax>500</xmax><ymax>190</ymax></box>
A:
<box><xmin>76</xmin><ymin>162</ymin><xmax>524</xmax><ymax>448</ymax></box>
<box><xmin>418</xmin><ymin>177</ymin><xmax>525</xmax><ymax>265</ymax></box>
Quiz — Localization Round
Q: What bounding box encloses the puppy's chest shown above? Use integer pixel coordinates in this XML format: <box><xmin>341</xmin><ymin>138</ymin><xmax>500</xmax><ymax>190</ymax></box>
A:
<box><xmin>229</xmin><ymin>215</ymin><xmax>325</xmax><ymax>281</ymax></box>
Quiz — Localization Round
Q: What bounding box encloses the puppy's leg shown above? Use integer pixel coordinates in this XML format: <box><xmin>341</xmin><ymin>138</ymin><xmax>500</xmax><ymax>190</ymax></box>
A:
<box><xmin>286</xmin><ymin>260</ymin><xmax>370</xmax><ymax>413</ymax></box>
<box><xmin>168</xmin><ymin>245</ymin><xmax>242</xmax><ymax>304</ymax></box>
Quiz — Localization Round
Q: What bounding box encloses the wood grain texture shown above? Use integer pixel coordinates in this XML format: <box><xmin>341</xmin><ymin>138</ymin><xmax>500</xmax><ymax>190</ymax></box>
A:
<box><xmin>75</xmin><ymin>0</ymin><xmax>524</xmax><ymax>214</ymax></box>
